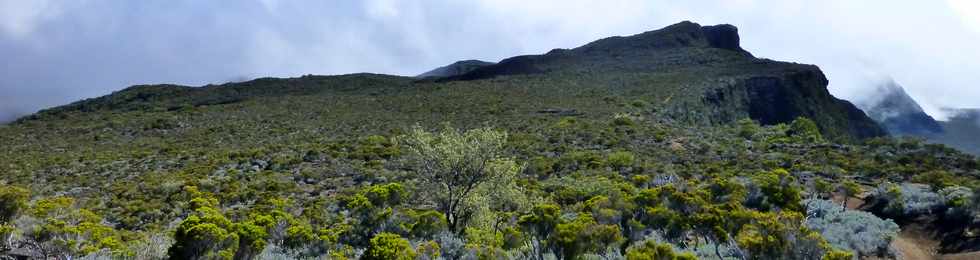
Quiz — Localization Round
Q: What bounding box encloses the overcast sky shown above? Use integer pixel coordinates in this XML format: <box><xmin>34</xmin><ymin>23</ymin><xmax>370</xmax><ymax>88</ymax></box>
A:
<box><xmin>2</xmin><ymin>0</ymin><xmax>979</xmax><ymax>122</ymax></box>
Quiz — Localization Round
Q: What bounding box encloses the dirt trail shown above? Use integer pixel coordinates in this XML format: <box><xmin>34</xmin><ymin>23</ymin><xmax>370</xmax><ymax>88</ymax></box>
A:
<box><xmin>830</xmin><ymin>194</ymin><xmax>962</xmax><ymax>260</ymax></box>
<box><xmin>893</xmin><ymin>231</ymin><xmax>937</xmax><ymax>260</ymax></box>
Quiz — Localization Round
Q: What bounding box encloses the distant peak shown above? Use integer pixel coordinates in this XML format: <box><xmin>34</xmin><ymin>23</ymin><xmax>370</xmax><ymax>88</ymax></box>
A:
<box><xmin>417</xmin><ymin>60</ymin><xmax>495</xmax><ymax>78</ymax></box>
<box><xmin>862</xmin><ymin>79</ymin><xmax>943</xmax><ymax>136</ymax></box>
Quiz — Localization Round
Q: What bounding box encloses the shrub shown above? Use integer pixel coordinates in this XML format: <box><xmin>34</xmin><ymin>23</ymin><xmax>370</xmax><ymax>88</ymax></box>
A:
<box><xmin>168</xmin><ymin>196</ymin><xmax>240</xmax><ymax>260</ymax></box>
<box><xmin>0</xmin><ymin>184</ymin><xmax>29</xmax><ymax>224</ymax></box>
<box><xmin>432</xmin><ymin>231</ymin><xmax>467</xmax><ymax>260</ymax></box>
<box><xmin>362</xmin><ymin>232</ymin><xmax>416</xmax><ymax>260</ymax></box>
<box><xmin>940</xmin><ymin>186</ymin><xmax>975</xmax><ymax>220</ymax></box>
<box><xmin>871</xmin><ymin>183</ymin><xmax>943</xmax><ymax>217</ymax></box>
<box><xmin>625</xmin><ymin>240</ymin><xmax>696</xmax><ymax>260</ymax></box>
<box><xmin>747</xmin><ymin>169</ymin><xmax>802</xmax><ymax>212</ymax></box>
<box><xmin>736</xmin><ymin>118</ymin><xmax>761</xmax><ymax>140</ymax></box>
<box><xmin>804</xmin><ymin>199</ymin><xmax>898</xmax><ymax>258</ymax></box>
<box><xmin>404</xmin><ymin>209</ymin><xmax>447</xmax><ymax>239</ymax></box>
<box><xmin>911</xmin><ymin>170</ymin><xmax>955</xmax><ymax>190</ymax></box>
<box><xmin>607</xmin><ymin>151</ymin><xmax>636</xmax><ymax>169</ymax></box>
<box><xmin>822</xmin><ymin>250</ymin><xmax>855</xmax><ymax>260</ymax></box>
<box><xmin>788</xmin><ymin>117</ymin><xmax>823</xmax><ymax>143</ymax></box>
<box><xmin>613</xmin><ymin>113</ymin><xmax>636</xmax><ymax>126</ymax></box>
<box><xmin>20</xmin><ymin>197</ymin><xmax>129</xmax><ymax>258</ymax></box>
<box><xmin>553</xmin><ymin>214</ymin><xmax>623</xmax><ymax>259</ymax></box>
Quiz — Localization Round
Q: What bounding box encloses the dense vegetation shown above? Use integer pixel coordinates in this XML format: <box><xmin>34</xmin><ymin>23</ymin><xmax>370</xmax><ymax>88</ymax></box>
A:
<box><xmin>1</xmin><ymin>21</ymin><xmax>978</xmax><ymax>259</ymax></box>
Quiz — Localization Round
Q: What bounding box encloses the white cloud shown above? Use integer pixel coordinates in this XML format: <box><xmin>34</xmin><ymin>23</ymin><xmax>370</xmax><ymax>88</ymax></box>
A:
<box><xmin>948</xmin><ymin>0</ymin><xmax>980</xmax><ymax>34</ymax></box>
<box><xmin>0</xmin><ymin>0</ymin><xmax>63</xmax><ymax>38</ymax></box>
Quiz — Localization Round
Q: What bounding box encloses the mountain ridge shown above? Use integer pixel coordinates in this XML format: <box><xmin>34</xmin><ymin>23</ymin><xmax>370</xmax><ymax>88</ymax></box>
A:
<box><xmin>17</xmin><ymin>21</ymin><xmax>884</xmax><ymax>141</ymax></box>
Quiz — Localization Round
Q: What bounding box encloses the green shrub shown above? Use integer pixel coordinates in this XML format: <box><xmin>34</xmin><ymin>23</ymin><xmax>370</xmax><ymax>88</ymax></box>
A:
<box><xmin>0</xmin><ymin>184</ymin><xmax>29</xmax><ymax>223</ymax></box>
<box><xmin>625</xmin><ymin>240</ymin><xmax>696</xmax><ymax>260</ymax></box>
<box><xmin>168</xmin><ymin>192</ymin><xmax>240</xmax><ymax>260</ymax></box>
<box><xmin>607</xmin><ymin>151</ymin><xmax>636</xmax><ymax>169</ymax></box>
<box><xmin>362</xmin><ymin>233</ymin><xmax>416</xmax><ymax>260</ymax></box>
<box><xmin>788</xmin><ymin>117</ymin><xmax>823</xmax><ymax>143</ymax></box>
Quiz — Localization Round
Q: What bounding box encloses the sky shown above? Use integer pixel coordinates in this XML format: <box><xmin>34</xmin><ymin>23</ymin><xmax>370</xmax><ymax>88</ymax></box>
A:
<box><xmin>1</xmin><ymin>0</ymin><xmax>979</xmax><ymax>122</ymax></box>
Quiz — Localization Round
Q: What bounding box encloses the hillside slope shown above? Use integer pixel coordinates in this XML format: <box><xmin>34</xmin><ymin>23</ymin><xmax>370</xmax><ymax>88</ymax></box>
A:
<box><xmin>21</xmin><ymin>21</ymin><xmax>883</xmax><ymax>141</ymax></box>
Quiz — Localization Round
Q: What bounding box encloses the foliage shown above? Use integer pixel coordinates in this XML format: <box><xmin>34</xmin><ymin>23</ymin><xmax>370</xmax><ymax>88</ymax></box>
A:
<box><xmin>625</xmin><ymin>240</ymin><xmax>696</xmax><ymax>260</ymax></box>
<box><xmin>553</xmin><ymin>214</ymin><xmax>623</xmax><ymax>259</ymax></box>
<box><xmin>0</xmin><ymin>184</ymin><xmax>29</xmax><ymax>224</ymax></box>
<box><xmin>788</xmin><ymin>117</ymin><xmax>824</xmax><ymax>143</ymax></box>
<box><xmin>870</xmin><ymin>183</ymin><xmax>943</xmax><ymax>217</ymax></box>
<box><xmin>804</xmin><ymin>199</ymin><xmax>898</xmax><ymax>258</ymax></box>
<box><xmin>398</xmin><ymin>125</ymin><xmax>517</xmax><ymax>233</ymax></box>
<box><xmin>23</xmin><ymin>196</ymin><xmax>129</xmax><ymax>258</ymax></box>
<box><xmin>362</xmin><ymin>232</ymin><xmax>415</xmax><ymax>260</ymax></box>
<box><xmin>607</xmin><ymin>151</ymin><xmax>637</xmax><ymax>169</ymax></box>
<box><xmin>748</xmin><ymin>168</ymin><xmax>802</xmax><ymax>212</ymax></box>
<box><xmin>168</xmin><ymin>188</ymin><xmax>241</xmax><ymax>260</ymax></box>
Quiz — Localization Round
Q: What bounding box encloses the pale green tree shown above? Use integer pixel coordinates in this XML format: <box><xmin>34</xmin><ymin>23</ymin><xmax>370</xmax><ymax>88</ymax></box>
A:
<box><xmin>399</xmin><ymin>125</ymin><xmax>520</xmax><ymax>233</ymax></box>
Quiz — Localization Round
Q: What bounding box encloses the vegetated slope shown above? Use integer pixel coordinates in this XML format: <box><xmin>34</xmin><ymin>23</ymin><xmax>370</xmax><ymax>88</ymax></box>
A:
<box><xmin>4</xmin><ymin>21</ymin><xmax>976</xmax><ymax>259</ymax></box>
<box><xmin>25</xmin><ymin>21</ymin><xmax>883</xmax><ymax>142</ymax></box>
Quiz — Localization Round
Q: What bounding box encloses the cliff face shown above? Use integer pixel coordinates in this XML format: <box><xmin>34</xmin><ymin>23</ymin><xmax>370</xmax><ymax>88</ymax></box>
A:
<box><xmin>701</xmin><ymin>69</ymin><xmax>886</xmax><ymax>140</ymax></box>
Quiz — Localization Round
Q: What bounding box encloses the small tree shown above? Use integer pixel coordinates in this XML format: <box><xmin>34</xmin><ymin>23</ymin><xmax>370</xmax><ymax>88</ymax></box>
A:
<box><xmin>399</xmin><ymin>125</ymin><xmax>518</xmax><ymax>233</ymax></box>
<box><xmin>813</xmin><ymin>179</ymin><xmax>833</xmax><ymax>199</ymax></box>
<box><xmin>839</xmin><ymin>180</ymin><xmax>862</xmax><ymax>209</ymax></box>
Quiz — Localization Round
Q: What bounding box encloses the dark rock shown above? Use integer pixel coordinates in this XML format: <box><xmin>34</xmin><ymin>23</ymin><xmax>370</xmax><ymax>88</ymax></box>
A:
<box><xmin>701</xmin><ymin>24</ymin><xmax>745</xmax><ymax>52</ymax></box>
<box><xmin>536</xmin><ymin>108</ymin><xmax>583</xmax><ymax>116</ymax></box>
<box><xmin>701</xmin><ymin>68</ymin><xmax>887</xmax><ymax>141</ymax></box>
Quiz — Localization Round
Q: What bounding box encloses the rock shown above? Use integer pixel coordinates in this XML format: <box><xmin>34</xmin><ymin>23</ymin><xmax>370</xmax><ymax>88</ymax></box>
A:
<box><xmin>536</xmin><ymin>108</ymin><xmax>583</xmax><ymax>116</ymax></box>
<box><xmin>701</xmin><ymin>24</ymin><xmax>745</xmax><ymax>52</ymax></box>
